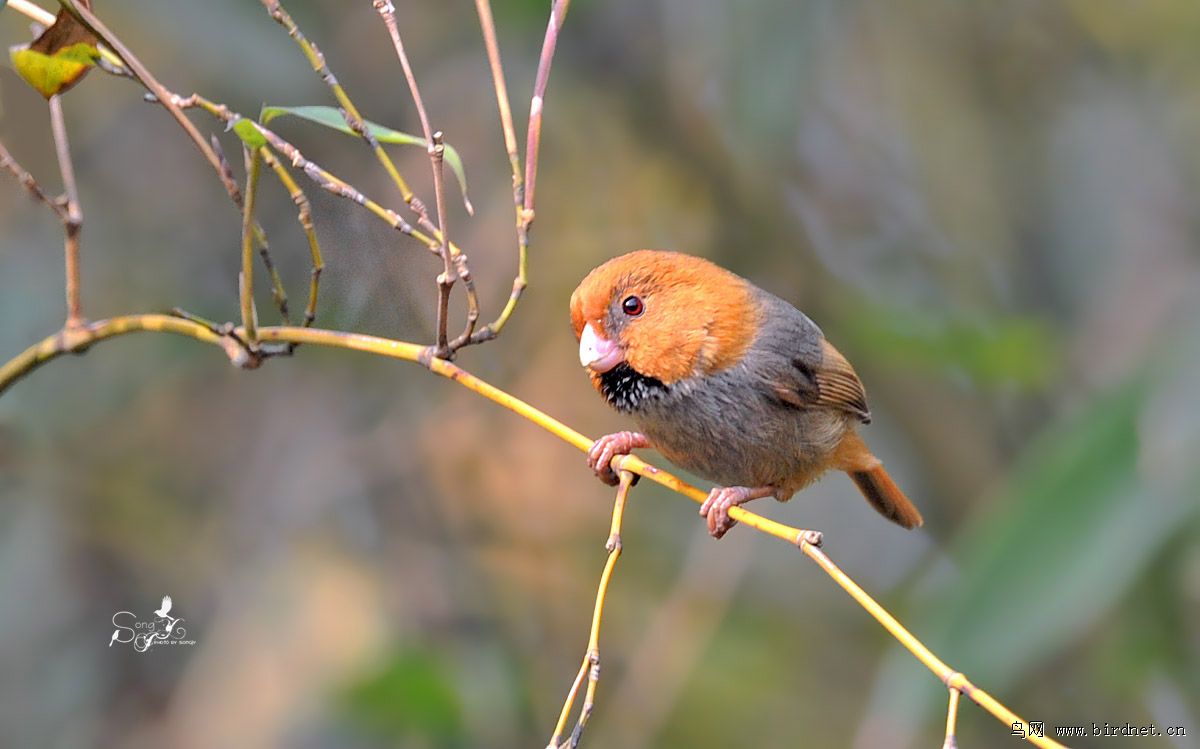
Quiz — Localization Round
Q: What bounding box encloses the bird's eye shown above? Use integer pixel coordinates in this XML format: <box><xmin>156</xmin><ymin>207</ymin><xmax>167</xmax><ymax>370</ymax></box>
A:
<box><xmin>621</xmin><ymin>295</ymin><xmax>644</xmax><ymax>316</ymax></box>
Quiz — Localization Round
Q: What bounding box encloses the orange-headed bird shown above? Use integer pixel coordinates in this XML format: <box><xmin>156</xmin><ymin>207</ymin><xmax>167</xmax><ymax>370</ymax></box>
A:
<box><xmin>570</xmin><ymin>250</ymin><xmax>923</xmax><ymax>538</ymax></box>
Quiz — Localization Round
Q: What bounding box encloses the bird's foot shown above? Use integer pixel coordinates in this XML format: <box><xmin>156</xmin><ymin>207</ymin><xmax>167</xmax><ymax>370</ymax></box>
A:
<box><xmin>699</xmin><ymin>485</ymin><xmax>776</xmax><ymax>539</ymax></box>
<box><xmin>587</xmin><ymin>431</ymin><xmax>649</xmax><ymax>486</ymax></box>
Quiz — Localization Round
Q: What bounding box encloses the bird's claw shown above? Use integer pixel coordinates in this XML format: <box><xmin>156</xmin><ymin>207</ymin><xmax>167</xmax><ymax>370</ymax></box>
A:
<box><xmin>587</xmin><ymin>431</ymin><xmax>649</xmax><ymax>486</ymax></box>
<box><xmin>699</xmin><ymin>486</ymin><xmax>773</xmax><ymax>539</ymax></box>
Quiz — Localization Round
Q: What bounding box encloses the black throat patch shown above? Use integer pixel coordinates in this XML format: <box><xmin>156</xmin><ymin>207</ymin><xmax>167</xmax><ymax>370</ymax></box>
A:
<box><xmin>599</xmin><ymin>363</ymin><xmax>668</xmax><ymax>412</ymax></box>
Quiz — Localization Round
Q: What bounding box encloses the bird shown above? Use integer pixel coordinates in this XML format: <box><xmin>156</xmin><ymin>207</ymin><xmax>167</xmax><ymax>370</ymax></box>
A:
<box><xmin>155</xmin><ymin>596</ymin><xmax>172</xmax><ymax>618</ymax></box>
<box><xmin>569</xmin><ymin>249</ymin><xmax>923</xmax><ymax>539</ymax></box>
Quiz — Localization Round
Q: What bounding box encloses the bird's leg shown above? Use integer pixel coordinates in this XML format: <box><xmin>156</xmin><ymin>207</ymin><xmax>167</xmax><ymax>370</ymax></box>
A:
<box><xmin>699</xmin><ymin>486</ymin><xmax>777</xmax><ymax>539</ymax></box>
<box><xmin>587</xmin><ymin>431</ymin><xmax>649</xmax><ymax>486</ymax></box>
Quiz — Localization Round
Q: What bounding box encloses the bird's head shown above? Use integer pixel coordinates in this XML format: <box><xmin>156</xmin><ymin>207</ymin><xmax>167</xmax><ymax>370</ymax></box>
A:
<box><xmin>569</xmin><ymin>250</ymin><xmax>759</xmax><ymax>409</ymax></box>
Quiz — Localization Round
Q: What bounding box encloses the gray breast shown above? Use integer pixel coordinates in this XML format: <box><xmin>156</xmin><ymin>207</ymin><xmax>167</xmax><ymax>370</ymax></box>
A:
<box><xmin>631</xmin><ymin>361</ymin><xmax>851</xmax><ymax>497</ymax></box>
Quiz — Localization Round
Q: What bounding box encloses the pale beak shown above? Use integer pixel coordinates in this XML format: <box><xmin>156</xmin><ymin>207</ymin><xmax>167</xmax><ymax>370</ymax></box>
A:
<box><xmin>579</xmin><ymin>323</ymin><xmax>623</xmax><ymax>373</ymax></box>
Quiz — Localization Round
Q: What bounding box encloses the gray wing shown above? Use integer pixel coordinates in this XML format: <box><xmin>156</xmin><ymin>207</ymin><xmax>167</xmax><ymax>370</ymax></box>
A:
<box><xmin>749</xmin><ymin>290</ymin><xmax>871</xmax><ymax>423</ymax></box>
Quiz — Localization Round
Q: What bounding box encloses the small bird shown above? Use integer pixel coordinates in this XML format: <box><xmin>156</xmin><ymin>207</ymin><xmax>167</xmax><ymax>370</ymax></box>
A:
<box><xmin>570</xmin><ymin>250</ymin><xmax>923</xmax><ymax>538</ymax></box>
<box><xmin>155</xmin><ymin>596</ymin><xmax>172</xmax><ymax>618</ymax></box>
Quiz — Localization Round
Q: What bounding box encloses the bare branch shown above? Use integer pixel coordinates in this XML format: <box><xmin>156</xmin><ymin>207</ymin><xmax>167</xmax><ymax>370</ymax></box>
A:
<box><xmin>472</xmin><ymin>0</ymin><xmax>571</xmax><ymax>343</ymax></box>
<box><xmin>547</xmin><ymin>469</ymin><xmax>634</xmax><ymax>749</ymax></box>
<box><xmin>524</xmin><ymin>0</ymin><xmax>570</xmax><ymax>217</ymax></box>
<box><xmin>0</xmin><ymin>138</ymin><xmax>66</xmax><ymax>221</ymax></box>
<box><xmin>48</xmin><ymin>95</ymin><xmax>83</xmax><ymax>326</ymax></box>
<box><xmin>259</xmin><ymin>148</ymin><xmax>324</xmax><ymax>329</ymax></box>
<box><xmin>430</xmin><ymin>133</ymin><xmax>454</xmax><ymax>356</ymax></box>
<box><xmin>944</xmin><ymin>686</ymin><xmax>962</xmax><ymax>749</ymax></box>
<box><xmin>58</xmin><ymin>1</ymin><xmax>242</xmax><ymax>206</ymax></box>
<box><xmin>373</xmin><ymin>1</ymin><xmax>460</xmax><ymax>357</ymax></box>
<box><xmin>474</xmin><ymin>0</ymin><xmax>521</xmax><ymax>185</ymax></box>
<box><xmin>260</xmin><ymin>0</ymin><xmax>458</xmax><ymax>238</ymax></box>
<box><xmin>239</xmin><ymin>147</ymin><xmax>264</xmax><ymax>347</ymax></box>
<box><xmin>7</xmin><ymin>0</ymin><xmax>56</xmax><ymax>26</ymax></box>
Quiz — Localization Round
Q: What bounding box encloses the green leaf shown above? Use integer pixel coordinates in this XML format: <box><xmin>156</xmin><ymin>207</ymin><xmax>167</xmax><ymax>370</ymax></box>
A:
<box><xmin>230</xmin><ymin>118</ymin><xmax>267</xmax><ymax>150</ymax></box>
<box><xmin>10</xmin><ymin>42</ymin><xmax>99</xmax><ymax>99</ymax></box>
<box><xmin>261</xmin><ymin>105</ymin><xmax>473</xmax><ymax>214</ymax></box>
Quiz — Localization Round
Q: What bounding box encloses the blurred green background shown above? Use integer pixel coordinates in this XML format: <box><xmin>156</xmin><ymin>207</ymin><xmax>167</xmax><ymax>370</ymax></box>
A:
<box><xmin>2</xmin><ymin>1</ymin><xmax>1198</xmax><ymax>747</ymax></box>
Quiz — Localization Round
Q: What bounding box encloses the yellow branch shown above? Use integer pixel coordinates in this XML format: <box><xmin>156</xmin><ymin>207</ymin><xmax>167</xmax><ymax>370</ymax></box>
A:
<box><xmin>0</xmin><ymin>318</ymin><xmax>1065</xmax><ymax>748</ymax></box>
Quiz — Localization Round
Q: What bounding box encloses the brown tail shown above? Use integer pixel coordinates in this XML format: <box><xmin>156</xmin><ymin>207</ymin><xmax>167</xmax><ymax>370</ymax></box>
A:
<box><xmin>849</xmin><ymin>465</ymin><xmax>923</xmax><ymax>529</ymax></box>
<box><xmin>833</xmin><ymin>431</ymin><xmax>923</xmax><ymax>529</ymax></box>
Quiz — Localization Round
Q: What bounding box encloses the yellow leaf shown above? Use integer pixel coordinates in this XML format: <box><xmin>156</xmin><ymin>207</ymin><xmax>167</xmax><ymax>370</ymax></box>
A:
<box><xmin>11</xmin><ymin>44</ymin><xmax>99</xmax><ymax>99</ymax></box>
<box><xmin>10</xmin><ymin>6</ymin><xmax>100</xmax><ymax>99</ymax></box>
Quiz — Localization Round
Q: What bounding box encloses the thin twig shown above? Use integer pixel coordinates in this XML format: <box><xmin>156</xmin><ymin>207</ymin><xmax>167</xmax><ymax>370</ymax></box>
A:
<box><xmin>259</xmin><ymin>148</ymin><xmax>323</xmax><ymax>328</ymax></box>
<box><xmin>7</xmin><ymin>0</ymin><xmax>55</xmax><ymax>26</ymax></box>
<box><xmin>250</xmin><ymin>119</ymin><xmax>420</xmax><ymax>236</ymax></box>
<box><xmin>474</xmin><ymin>0</ymin><xmax>521</xmax><ymax>188</ymax></box>
<box><xmin>430</xmin><ymin>133</ymin><xmax>454</xmax><ymax>356</ymax></box>
<box><xmin>524</xmin><ymin>0</ymin><xmax>570</xmax><ymax>217</ymax></box>
<box><xmin>471</xmin><ymin>0</ymin><xmax>528</xmax><ymax>344</ymax></box>
<box><xmin>173</xmin><ymin>93</ymin><xmax>480</xmax><ymax>351</ymax></box>
<box><xmin>374</xmin><ymin>0</ymin><xmax>435</xmax><ymax>155</ymax></box>
<box><xmin>372</xmin><ymin>1</ymin><xmax>459</xmax><ymax>356</ymax></box>
<box><xmin>473</xmin><ymin>0</ymin><xmax>571</xmax><ymax>343</ymax></box>
<box><xmin>261</xmin><ymin>0</ymin><xmax>454</xmax><ymax>240</ymax></box>
<box><xmin>944</xmin><ymin>686</ymin><xmax>961</xmax><ymax>749</ymax></box>
<box><xmin>209</xmin><ymin>135</ymin><xmax>291</xmax><ymax>325</ymax></box>
<box><xmin>447</xmin><ymin>247</ymin><xmax>482</xmax><ymax>351</ymax></box>
<box><xmin>57</xmin><ymin>0</ymin><xmax>241</xmax><ymax>204</ymax></box>
<box><xmin>547</xmin><ymin>466</ymin><xmax>629</xmax><ymax>749</ymax></box>
<box><xmin>599</xmin><ymin>525</ymin><xmax>753</xmax><ymax>748</ymax></box>
<box><xmin>0</xmin><ymin>138</ymin><xmax>66</xmax><ymax>220</ymax></box>
<box><xmin>169</xmin><ymin>95</ymin><xmax>451</xmax><ymax>250</ymax></box>
<box><xmin>549</xmin><ymin>658</ymin><xmax>589</xmax><ymax>749</ymax></box>
<box><xmin>373</xmin><ymin>2</ymin><xmax>484</xmax><ymax>355</ymax></box>
<box><xmin>48</xmin><ymin>95</ymin><xmax>83</xmax><ymax>326</ymax></box>
<box><xmin>261</xmin><ymin>0</ymin><xmax>412</xmax><ymax>200</ymax></box>
<box><xmin>558</xmin><ymin>470</ymin><xmax>634</xmax><ymax>748</ymax></box>
<box><xmin>239</xmin><ymin>147</ymin><xmax>263</xmax><ymax>347</ymax></box>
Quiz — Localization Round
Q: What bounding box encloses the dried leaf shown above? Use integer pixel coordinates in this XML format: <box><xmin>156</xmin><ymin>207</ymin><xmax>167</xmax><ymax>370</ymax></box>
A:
<box><xmin>10</xmin><ymin>6</ymin><xmax>100</xmax><ymax>98</ymax></box>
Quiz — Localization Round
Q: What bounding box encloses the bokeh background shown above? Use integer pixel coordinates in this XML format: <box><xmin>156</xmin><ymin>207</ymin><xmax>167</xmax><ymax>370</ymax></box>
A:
<box><xmin>2</xmin><ymin>1</ymin><xmax>1199</xmax><ymax>747</ymax></box>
